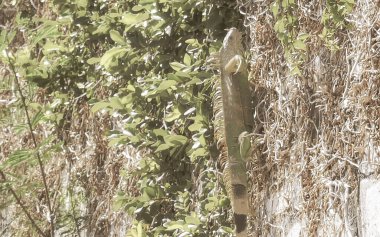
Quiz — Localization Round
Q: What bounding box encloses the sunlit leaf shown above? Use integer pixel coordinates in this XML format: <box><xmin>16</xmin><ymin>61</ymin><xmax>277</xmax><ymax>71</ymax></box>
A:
<box><xmin>165</xmin><ymin>108</ymin><xmax>181</xmax><ymax>122</ymax></box>
<box><xmin>137</xmin><ymin>221</ymin><xmax>146</xmax><ymax>237</ymax></box>
<box><xmin>290</xmin><ymin>65</ymin><xmax>302</xmax><ymax>76</ymax></box>
<box><xmin>32</xmin><ymin>24</ymin><xmax>60</xmax><ymax>45</ymax></box>
<box><xmin>183</xmin><ymin>53</ymin><xmax>191</xmax><ymax>66</ymax></box>
<box><xmin>87</xmin><ymin>57</ymin><xmax>100</xmax><ymax>64</ymax></box>
<box><xmin>100</xmin><ymin>47</ymin><xmax>128</xmax><ymax>69</ymax></box>
<box><xmin>164</xmin><ymin>134</ymin><xmax>188</xmax><ymax>146</ymax></box>
<box><xmin>109</xmin><ymin>97</ymin><xmax>124</xmax><ymax>110</ymax></box>
<box><xmin>91</xmin><ymin>102</ymin><xmax>110</xmax><ymax>113</ymax></box>
<box><xmin>185</xmin><ymin>215</ymin><xmax>201</xmax><ymax>225</ymax></box>
<box><xmin>293</xmin><ymin>40</ymin><xmax>306</xmax><ymax>51</ymax></box>
<box><xmin>153</xmin><ymin>129</ymin><xmax>168</xmax><ymax>137</ymax></box>
<box><xmin>155</xmin><ymin>143</ymin><xmax>171</xmax><ymax>152</ymax></box>
<box><xmin>156</xmin><ymin>80</ymin><xmax>177</xmax><ymax>92</ymax></box>
<box><xmin>120</xmin><ymin>13</ymin><xmax>150</xmax><ymax>26</ymax></box>
<box><xmin>271</xmin><ymin>2</ymin><xmax>279</xmax><ymax>17</ymax></box>
<box><xmin>188</xmin><ymin>122</ymin><xmax>203</xmax><ymax>132</ymax></box>
<box><xmin>31</xmin><ymin>110</ymin><xmax>44</xmax><ymax>128</ymax></box>
<box><xmin>110</xmin><ymin>30</ymin><xmax>126</xmax><ymax>45</ymax></box>
<box><xmin>1</xmin><ymin>149</ymin><xmax>34</xmax><ymax>169</ymax></box>
<box><xmin>169</xmin><ymin>62</ymin><xmax>187</xmax><ymax>71</ymax></box>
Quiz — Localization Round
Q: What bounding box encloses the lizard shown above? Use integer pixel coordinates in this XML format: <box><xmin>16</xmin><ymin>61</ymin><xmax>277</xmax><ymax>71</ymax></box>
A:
<box><xmin>211</xmin><ymin>28</ymin><xmax>253</xmax><ymax>237</ymax></box>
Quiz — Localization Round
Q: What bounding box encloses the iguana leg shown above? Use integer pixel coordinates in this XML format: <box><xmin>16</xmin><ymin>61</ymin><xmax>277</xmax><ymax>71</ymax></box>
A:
<box><xmin>239</xmin><ymin>131</ymin><xmax>252</xmax><ymax>161</ymax></box>
<box><xmin>224</xmin><ymin>55</ymin><xmax>245</xmax><ymax>74</ymax></box>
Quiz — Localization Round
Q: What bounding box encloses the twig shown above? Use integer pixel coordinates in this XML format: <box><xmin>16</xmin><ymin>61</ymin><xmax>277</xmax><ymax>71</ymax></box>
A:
<box><xmin>0</xmin><ymin>170</ymin><xmax>46</xmax><ymax>237</ymax></box>
<box><xmin>5</xmin><ymin>48</ymin><xmax>55</xmax><ymax>236</ymax></box>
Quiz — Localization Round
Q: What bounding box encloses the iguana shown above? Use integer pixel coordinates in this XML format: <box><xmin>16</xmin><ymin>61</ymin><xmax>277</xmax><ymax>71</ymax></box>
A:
<box><xmin>211</xmin><ymin>28</ymin><xmax>253</xmax><ymax>236</ymax></box>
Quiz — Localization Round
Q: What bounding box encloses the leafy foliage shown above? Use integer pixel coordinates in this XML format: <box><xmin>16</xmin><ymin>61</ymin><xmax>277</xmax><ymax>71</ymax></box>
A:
<box><xmin>1</xmin><ymin>0</ymin><xmax>244</xmax><ymax>236</ymax></box>
<box><xmin>270</xmin><ymin>0</ymin><xmax>354</xmax><ymax>75</ymax></box>
<box><xmin>320</xmin><ymin>0</ymin><xmax>355</xmax><ymax>50</ymax></box>
<box><xmin>271</xmin><ymin>0</ymin><xmax>308</xmax><ymax>76</ymax></box>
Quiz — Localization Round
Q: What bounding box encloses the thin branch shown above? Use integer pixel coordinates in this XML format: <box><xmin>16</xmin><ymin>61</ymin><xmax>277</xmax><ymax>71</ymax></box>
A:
<box><xmin>5</xmin><ymin>49</ymin><xmax>55</xmax><ymax>236</ymax></box>
<box><xmin>0</xmin><ymin>170</ymin><xmax>46</xmax><ymax>237</ymax></box>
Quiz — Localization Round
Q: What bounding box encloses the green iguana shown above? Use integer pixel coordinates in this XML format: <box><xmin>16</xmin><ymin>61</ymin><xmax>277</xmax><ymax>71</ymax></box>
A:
<box><xmin>212</xmin><ymin>28</ymin><xmax>253</xmax><ymax>236</ymax></box>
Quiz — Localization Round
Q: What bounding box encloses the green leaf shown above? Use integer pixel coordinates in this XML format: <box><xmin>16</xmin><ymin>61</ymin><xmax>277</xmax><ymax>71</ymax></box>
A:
<box><xmin>43</xmin><ymin>41</ymin><xmax>64</xmax><ymax>53</ymax></box>
<box><xmin>28</xmin><ymin>102</ymin><xmax>43</xmax><ymax>111</ymax></box>
<box><xmin>205</xmin><ymin>202</ymin><xmax>216</xmax><ymax>211</ymax></box>
<box><xmin>293</xmin><ymin>40</ymin><xmax>306</xmax><ymax>51</ymax></box>
<box><xmin>153</xmin><ymin>129</ymin><xmax>168</xmax><ymax>137</ymax></box>
<box><xmin>132</xmin><ymin>5</ymin><xmax>145</xmax><ymax>11</ymax></box>
<box><xmin>185</xmin><ymin>215</ymin><xmax>201</xmax><ymax>225</ymax></box>
<box><xmin>169</xmin><ymin>62</ymin><xmax>187</xmax><ymax>71</ymax></box>
<box><xmin>175</xmin><ymin>71</ymin><xmax>191</xmax><ymax>78</ymax></box>
<box><xmin>164</xmin><ymin>221</ymin><xmax>185</xmax><ymax>230</ymax></box>
<box><xmin>100</xmin><ymin>47</ymin><xmax>128</xmax><ymax>69</ymax></box>
<box><xmin>220</xmin><ymin>226</ymin><xmax>234</xmax><ymax>233</ymax></box>
<box><xmin>137</xmin><ymin>221</ymin><xmax>146</xmax><ymax>237</ymax></box>
<box><xmin>190</xmin><ymin>148</ymin><xmax>208</xmax><ymax>159</ymax></box>
<box><xmin>290</xmin><ymin>65</ymin><xmax>302</xmax><ymax>76</ymax></box>
<box><xmin>274</xmin><ymin>18</ymin><xmax>285</xmax><ymax>33</ymax></box>
<box><xmin>109</xmin><ymin>97</ymin><xmax>124</xmax><ymax>110</ymax></box>
<box><xmin>185</xmin><ymin>77</ymin><xmax>201</xmax><ymax>86</ymax></box>
<box><xmin>87</xmin><ymin>57</ymin><xmax>100</xmax><ymax>64</ymax></box>
<box><xmin>126</xmin><ymin>84</ymin><xmax>136</xmax><ymax>92</ymax></box>
<box><xmin>297</xmin><ymin>33</ymin><xmax>310</xmax><ymax>41</ymax></box>
<box><xmin>110</xmin><ymin>30</ymin><xmax>126</xmax><ymax>45</ymax></box>
<box><xmin>32</xmin><ymin>24</ymin><xmax>60</xmax><ymax>45</ymax></box>
<box><xmin>271</xmin><ymin>2</ymin><xmax>279</xmax><ymax>17</ymax></box>
<box><xmin>31</xmin><ymin>110</ymin><xmax>44</xmax><ymax>128</ymax></box>
<box><xmin>155</xmin><ymin>143</ymin><xmax>171</xmax><ymax>152</ymax></box>
<box><xmin>1</xmin><ymin>149</ymin><xmax>34</xmax><ymax>169</ymax></box>
<box><xmin>188</xmin><ymin>123</ymin><xmax>203</xmax><ymax>132</ymax></box>
<box><xmin>93</xmin><ymin>23</ymin><xmax>111</xmax><ymax>35</ymax></box>
<box><xmin>91</xmin><ymin>101</ymin><xmax>110</xmax><ymax>113</ymax></box>
<box><xmin>13</xmin><ymin>124</ymin><xmax>28</xmax><ymax>135</ymax></box>
<box><xmin>140</xmin><ymin>0</ymin><xmax>155</xmax><ymax>4</ymax></box>
<box><xmin>0</xmin><ymin>29</ymin><xmax>16</xmax><ymax>48</ymax></box>
<box><xmin>185</xmin><ymin>38</ymin><xmax>198</xmax><ymax>45</ymax></box>
<box><xmin>120</xmin><ymin>13</ymin><xmax>150</xmax><ymax>26</ymax></box>
<box><xmin>167</xmin><ymin>73</ymin><xmax>182</xmax><ymax>82</ymax></box>
<box><xmin>76</xmin><ymin>0</ymin><xmax>88</xmax><ymax>8</ymax></box>
<box><xmin>183</xmin><ymin>53</ymin><xmax>191</xmax><ymax>66</ymax></box>
<box><xmin>156</xmin><ymin>80</ymin><xmax>177</xmax><ymax>92</ymax></box>
<box><xmin>164</xmin><ymin>134</ymin><xmax>188</xmax><ymax>147</ymax></box>
<box><xmin>108</xmin><ymin>136</ymin><xmax>127</xmax><ymax>146</ymax></box>
<box><xmin>143</xmin><ymin>187</ymin><xmax>156</xmax><ymax>198</ymax></box>
<box><xmin>165</xmin><ymin>108</ymin><xmax>181</xmax><ymax>122</ymax></box>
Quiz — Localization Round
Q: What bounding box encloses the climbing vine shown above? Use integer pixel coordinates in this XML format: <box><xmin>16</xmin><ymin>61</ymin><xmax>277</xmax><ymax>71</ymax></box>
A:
<box><xmin>320</xmin><ymin>0</ymin><xmax>355</xmax><ymax>50</ymax></box>
<box><xmin>271</xmin><ymin>0</ymin><xmax>308</xmax><ymax>76</ymax></box>
<box><xmin>271</xmin><ymin>0</ymin><xmax>354</xmax><ymax>76</ymax></box>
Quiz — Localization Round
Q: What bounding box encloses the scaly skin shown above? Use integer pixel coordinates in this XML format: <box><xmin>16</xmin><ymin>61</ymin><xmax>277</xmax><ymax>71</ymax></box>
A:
<box><xmin>218</xmin><ymin>28</ymin><xmax>253</xmax><ymax>237</ymax></box>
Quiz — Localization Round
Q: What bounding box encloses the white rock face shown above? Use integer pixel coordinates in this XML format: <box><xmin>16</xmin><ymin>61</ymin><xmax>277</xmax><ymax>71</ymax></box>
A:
<box><xmin>360</xmin><ymin>179</ymin><xmax>380</xmax><ymax>237</ymax></box>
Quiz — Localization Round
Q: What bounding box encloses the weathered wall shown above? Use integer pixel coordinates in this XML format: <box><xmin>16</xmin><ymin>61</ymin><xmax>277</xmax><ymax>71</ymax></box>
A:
<box><xmin>241</xmin><ymin>0</ymin><xmax>380</xmax><ymax>236</ymax></box>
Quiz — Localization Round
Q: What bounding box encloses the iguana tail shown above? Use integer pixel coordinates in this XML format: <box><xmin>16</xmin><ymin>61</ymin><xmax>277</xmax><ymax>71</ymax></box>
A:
<box><xmin>224</xmin><ymin>161</ymin><xmax>249</xmax><ymax>236</ymax></box>
<box><xmin>212</xmin><ymin>70</ymin><xmax>251</xmax><ymax>237</ymax></box>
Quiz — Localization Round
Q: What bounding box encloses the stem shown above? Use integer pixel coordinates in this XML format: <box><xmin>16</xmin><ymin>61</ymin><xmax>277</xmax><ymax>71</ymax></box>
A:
<box><xmin>0</xmin><ymin>170</ymin><xmax>46</xmax><ymax>237</ymax></box>
<box><xmin>5</xmin><ymin>49</ymin><xmax>55</xmax><ymax>236</ymax></box>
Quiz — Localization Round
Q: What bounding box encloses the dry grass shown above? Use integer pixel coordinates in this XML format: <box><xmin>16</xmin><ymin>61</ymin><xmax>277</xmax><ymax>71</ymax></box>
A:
<box><xmin>238</xmin><ymin>0</ymin><xmax>380</xmax><ymax>236</ymax></box>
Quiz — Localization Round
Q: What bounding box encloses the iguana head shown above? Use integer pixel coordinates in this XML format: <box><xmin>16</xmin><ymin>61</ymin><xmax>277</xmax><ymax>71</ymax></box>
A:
<box><xmin>222</xmin><ymin>28</ymin><xmax>243</xmax><ymax>55</ymax></box>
